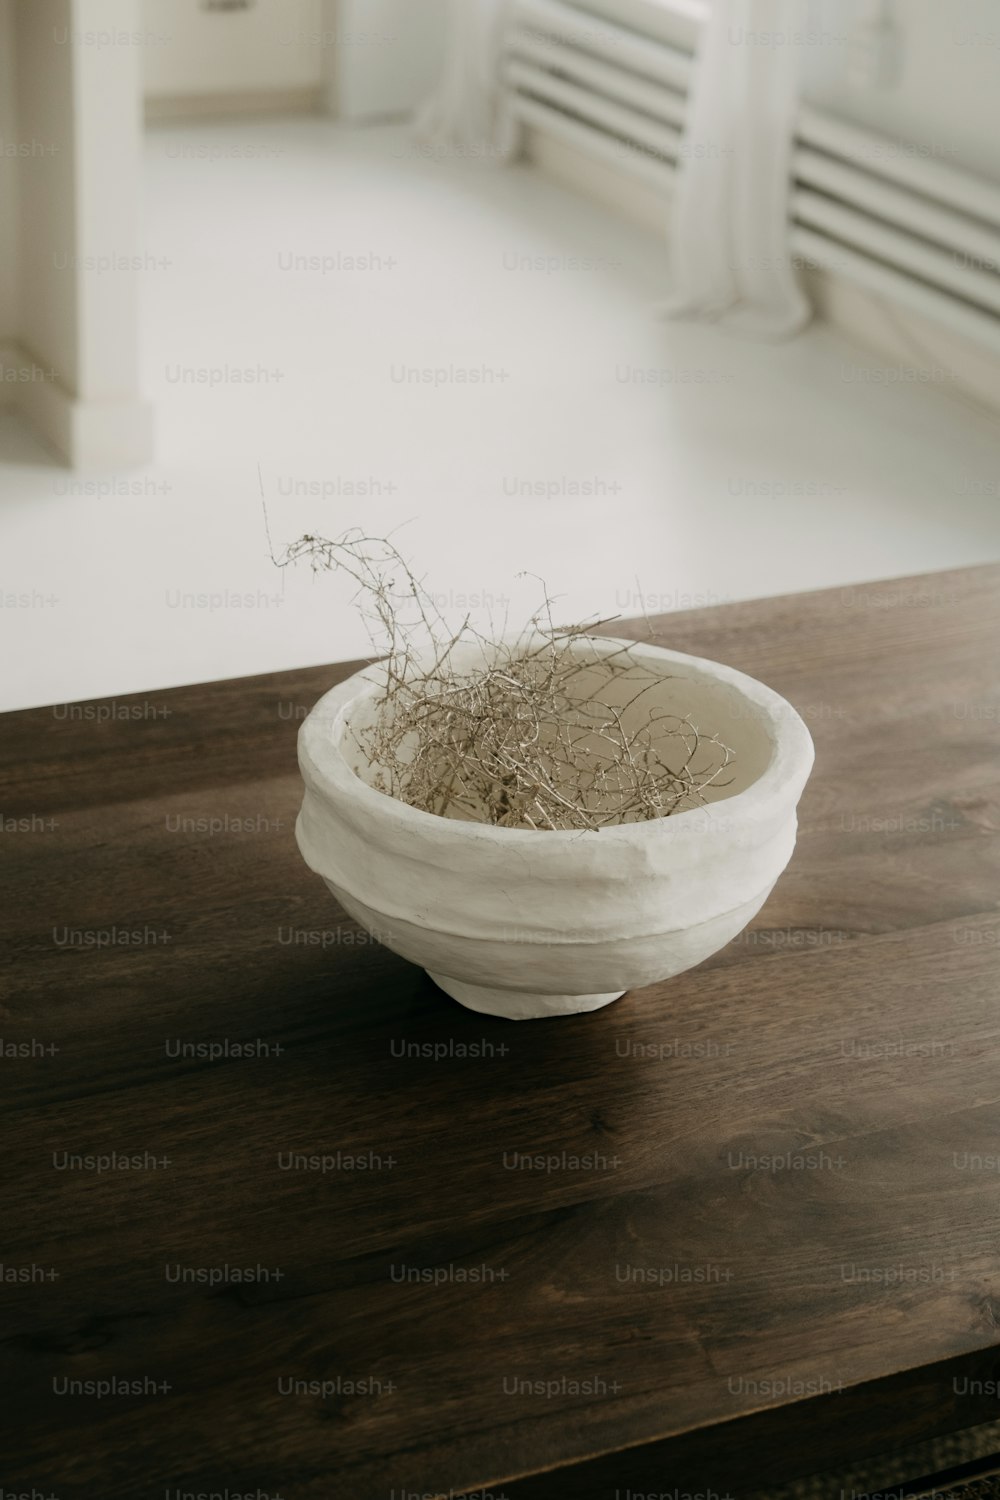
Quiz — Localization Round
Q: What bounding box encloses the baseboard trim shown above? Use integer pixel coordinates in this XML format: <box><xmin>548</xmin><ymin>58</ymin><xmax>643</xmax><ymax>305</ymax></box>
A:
<box><xmin>0</xmin><ymin>341</ymin><xmax>58</xmax><ymax>410</ymax></box>
<box><xmin>145</xmin><ymin>87</ymin><xmax>326</xmax><ymax>123</ymax></box>
<box><xmin>0</xmin><ymin>340</ymin><xmax>153</xmax><ymax>469</ymax></box>
<box><xmin>805</xmin><ymin>270</ymin><xmax>1000</xmax><ymax>422</ymax></box>
<box><xmin>524</xmin><ymin>125</ymin><xmax>670</xmax><ymax>236</ymax></box>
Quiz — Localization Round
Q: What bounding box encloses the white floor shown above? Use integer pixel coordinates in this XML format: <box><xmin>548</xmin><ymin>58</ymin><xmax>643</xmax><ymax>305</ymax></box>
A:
<box><xmin>2</xmin><ymin>115</ymin><xmax>1000</xmax><ymax>713</ymax></box>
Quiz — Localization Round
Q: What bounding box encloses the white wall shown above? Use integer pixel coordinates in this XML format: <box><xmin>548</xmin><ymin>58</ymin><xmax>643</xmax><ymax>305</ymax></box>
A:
<box><xmin>804</xmin><ymin>0</ymin><xmax>1000</xmax><ymax>185</ymax></box>
<box><xmin>143</xmin><ymin>0</ymin><xmax>326</xmax><ymax>100</ymax></box>
<box><xmin>0</xmin><ymin>0</ymin><xmax>18</xmax><ymax>346</ymax></box>
<box><xmin>72</xmin><ymin>0</ymin><xmax>146</xmax><ymax>401</ymax></box>
<box><xmin>334</xmin><ymin>0</ymin><xmax>447</xmax><ymax>121</ymax></box>
<box><xmin>14</xmin><ymin>0</ymin><xmax>78</xmax><ymax>387</ymax></box>
<box><xmin>141</xmin><ymin>0</ymin><xmax>448</xmax><ymax>121</ymax></box>
<box><xmin>1</xmin><ymin>0</ymin><xmax>151</xmax><ymax>465</ymax></box>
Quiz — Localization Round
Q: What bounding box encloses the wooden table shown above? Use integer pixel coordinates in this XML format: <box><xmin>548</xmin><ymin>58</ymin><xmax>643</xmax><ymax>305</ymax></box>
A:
<box><xmin>2</xmin><ymin>565</ymin><xmax>1000</xmax><ymax>1500</ymax></box>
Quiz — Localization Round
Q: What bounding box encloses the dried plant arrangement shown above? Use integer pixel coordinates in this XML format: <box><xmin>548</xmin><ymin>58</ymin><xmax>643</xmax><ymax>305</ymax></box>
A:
<box><xmin>274</xmin><ymin>526</ymin><xmax>735</xmax><ymax>833</ymax></box>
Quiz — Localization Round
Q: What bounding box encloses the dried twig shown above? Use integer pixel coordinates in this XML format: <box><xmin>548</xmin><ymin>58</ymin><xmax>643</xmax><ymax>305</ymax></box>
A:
<box><xmin>274</xmin><ymin>527</ymin><xmax>735</xmax><ymax>831</ymax></box>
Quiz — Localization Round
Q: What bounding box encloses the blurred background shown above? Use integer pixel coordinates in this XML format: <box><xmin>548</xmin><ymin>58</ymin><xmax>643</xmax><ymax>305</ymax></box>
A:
<box><xmin>2</xmin><ymin>0</ymin><xmax>999</xmax><ymax>712</ymax></box>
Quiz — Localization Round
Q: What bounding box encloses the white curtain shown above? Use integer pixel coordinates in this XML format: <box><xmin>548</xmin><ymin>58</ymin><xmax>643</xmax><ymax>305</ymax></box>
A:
<box><xmin>414</xmin><ymin>0</ymin><xmax>519</xmax><ymax>162</ymax></box>
<box><xmin>664</xmin><ymin>0</ymin><xmax>811</xmax><ymax>340</ymax></box>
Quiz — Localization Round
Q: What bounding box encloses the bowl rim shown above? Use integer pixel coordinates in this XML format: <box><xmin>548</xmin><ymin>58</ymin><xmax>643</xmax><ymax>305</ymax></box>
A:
<box><xmin>298</xmin><ymin>634</ymin><xmax>815</xmax><ymax>846</ymax></box>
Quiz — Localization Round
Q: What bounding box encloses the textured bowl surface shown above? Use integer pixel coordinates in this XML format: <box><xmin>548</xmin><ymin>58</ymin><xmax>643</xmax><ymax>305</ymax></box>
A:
<box><xmin>295</xmin><ymin>637</ymin><xmax>815</xmax><ymax>1018</ymax></box>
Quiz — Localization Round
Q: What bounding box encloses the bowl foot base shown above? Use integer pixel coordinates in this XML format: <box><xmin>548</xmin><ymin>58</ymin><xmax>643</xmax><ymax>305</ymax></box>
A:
<box><xmin>427</xmin><ymin>972</ymin><xmax>625</xmax><ymax>1020</ymax></box>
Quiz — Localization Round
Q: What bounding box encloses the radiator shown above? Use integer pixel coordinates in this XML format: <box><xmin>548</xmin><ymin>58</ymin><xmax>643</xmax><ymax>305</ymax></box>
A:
<box><xmin>505</xmin><ymin>0</ymin><xmax>1000</xmax><ymax>357</ymax></box>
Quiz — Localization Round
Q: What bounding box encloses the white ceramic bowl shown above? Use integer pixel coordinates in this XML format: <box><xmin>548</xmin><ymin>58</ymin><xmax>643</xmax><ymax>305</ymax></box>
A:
<box><xmin>295</xmin><ymin>636</ymin><xmax>814</xmax><ymax>1020</ymax></box>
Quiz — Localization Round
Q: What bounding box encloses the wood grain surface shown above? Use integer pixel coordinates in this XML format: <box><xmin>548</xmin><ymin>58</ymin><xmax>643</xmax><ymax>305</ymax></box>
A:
<box><xmin>1</xmin><ymin>564</ymin><xmax>999</xmax><ymax>1499</ymax></box>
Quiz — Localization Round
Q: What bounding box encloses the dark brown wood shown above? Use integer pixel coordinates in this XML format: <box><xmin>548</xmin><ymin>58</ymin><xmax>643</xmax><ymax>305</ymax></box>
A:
<box><xmin>856</xmin><ymin>1451</ymin><xmax>1000</xmax><ymax>1500</ymax></box>
<box><xmin>1</xmin><ymin>563</ymin><xmax>1000</xmax><ymax>1500</ymax></box>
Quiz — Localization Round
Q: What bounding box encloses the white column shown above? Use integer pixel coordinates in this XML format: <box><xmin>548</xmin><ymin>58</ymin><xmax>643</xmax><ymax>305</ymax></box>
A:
<box><xmin>3</xmin><ymin>0</ymin><xmax>152</xmax><ymax>468</ymax></box>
